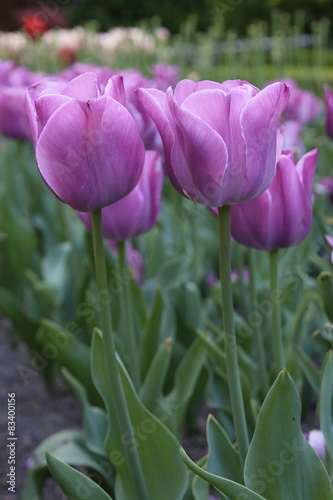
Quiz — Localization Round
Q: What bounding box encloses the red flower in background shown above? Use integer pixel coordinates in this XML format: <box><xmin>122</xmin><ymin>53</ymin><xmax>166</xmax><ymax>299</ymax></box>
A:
<box><xmin>57</xmin><ymin>47</ymin><xmax>77</xmax><ymax>67</ymax></box>
<box><xmin>21</xmin><ymin>15</ymin><xmax>48</xmax><ymax>40</ymax></box>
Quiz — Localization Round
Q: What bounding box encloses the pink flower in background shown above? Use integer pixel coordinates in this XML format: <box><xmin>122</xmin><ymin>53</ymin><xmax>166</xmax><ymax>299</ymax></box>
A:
<box><xmin>138</xmin><ymin>79</ymin><xmax>289</xmax><ymax>207</ymax></box>
<box><xmin>282</xmin><ymin>78</ymin><xmax>322</xmax><ymax>124</ymax></box>
<box><xmin>305</xmin><ymin>429</ymin><xmax>327</xmax><ymax>460</ymax></box>
<box><xmin>280</xmin><ymin>120</ymin><xmax>305</xmax><ymax>156</ymax></box>
<box><xmin>151</xmin><ymin>63</ymin><xmax>180</xmax><ymax>91</ymax></box>
<box><xmin>59</xmin><ymin>62</ymin><xmax>115</xmax><ymax>86</ymax></box>
<box><xmin>26</xmin><ymin>72</ymin><xmax>145</xmax><ymax>212</ymax></box>
<box><xmin>324</xmin><ymin>84</ymin><xmax>333</xmax><ymax>141</ymax></box>
<box><xmin>0</xmin><ymin>60</ymin><xmax>45</xmax><ymax>140</ymax></box>
<box><xmin>77</xmin><ymin>151</ymin><xmax>163</xmax><ymax>239</ymax></box>
<box><xmin>230</xmin><ymin>148</ymin><xmax>318</xmax><ymax>250</ymax></box>
<box><xmin>108</xmin><ymin>240</ymin><xmax>144</xmax><ymax>285</ymax></box>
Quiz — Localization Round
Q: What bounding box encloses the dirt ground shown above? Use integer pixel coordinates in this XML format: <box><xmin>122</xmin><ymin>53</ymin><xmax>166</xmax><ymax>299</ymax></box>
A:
<box><xmin>0</xmin><ymin>318</ymin><xmax>82</xmax><ymax>500</ymax></box>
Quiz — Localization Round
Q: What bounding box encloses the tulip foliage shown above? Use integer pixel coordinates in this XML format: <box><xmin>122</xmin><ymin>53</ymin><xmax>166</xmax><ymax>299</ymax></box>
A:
<box><xmin>0</xmin><ymin>57</ymin><xmax>332</xmax><ymax>500</ymax></box>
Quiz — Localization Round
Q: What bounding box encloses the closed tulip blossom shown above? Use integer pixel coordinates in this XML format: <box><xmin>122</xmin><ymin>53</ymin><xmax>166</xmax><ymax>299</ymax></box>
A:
<box><xmin>77</xmin><ymin>150</ymin><xmax>163</xmax><ymax>240</ymax></box>
<box><xmin>324</xmin><ymin>84</ymin><xmax>333</xmax><ymax>141</ymax></box>
<box><xmin>282</xmin><ymin>78</ymin><xmax>322</xmax><ymax>124</ymax></box>
<box><xmin>0</xmin><ymin>61</ymin><xmax>45</xmax><ymax>140</ymax></box>
<box><xmin>230</xmin><ymin>148</ymin><xmax>318</xmax><ymax>250</ymax></box>
<box><xmin>26</xmin><ymin>72</ymin><xmax>145</xmax><ymax>212</ymax></box>
<box><xmin>280</xmin><ymin>120</ymin><xmax>305</xmax><ymax>156</ymax></box>
<box><xmin>137</xmin><ymin>79</ymin><xmax>289</xmax><ymax>207</ymax></box>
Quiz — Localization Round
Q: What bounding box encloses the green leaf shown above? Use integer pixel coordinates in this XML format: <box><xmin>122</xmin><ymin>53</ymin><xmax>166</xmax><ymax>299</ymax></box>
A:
<box><xmin>61</xmin><ymin>368</ymin><xmax>108</xmax><ymax>456</ymax></box>
<box><xmin>244</xmin><ymin>370</ymin><xmax>333</xmax><ymax>500</ymax></box>
<box><xmin>91</xmin><ymin>329</ymin><xmax>188</xmax><ymax>500</ymax></box>
<box><xmin>139</xmin><ymin>338</ymin><xmax>172</xmax><ymax>412</ymax></box>
<box><xmin>318</xmin><ymin>272</ymin><xmax>333</xmax><ymax>323</ymax></box>
<box><xmin>206</xmin><ymin>415</ymin><xmax>243</xmax><ymax>484</ymax></box>
<box><xmin>22</xmin><ymin>430</ymin><xmax>114</xmax><ymax>500</ymax></box>
<box><xmin>139</xmin><ymin>287</ymin><xmax>164</xmax><ymax>379</ymax></box>
<box><xmin>295</xmin><ymin>346</ymin><xmax>321</xmax><ymax>395</ymax></box>
<box><xmin>164</xmin><ymin>336</ymin><xmax>207</xmax><ymax>433</ymax></box>
<box><xmin>319</xmin><ymin>350</ymin><xmax>333</xmax><ymax>462</ymax></box>
<box><xmin>180</xmin><ymin>447</ymin><xmax>266</xmax><ymax>500</ymax></box>
<box><xmin>37</xmin><ymin>320</ymin><xmax>103</xmax><ymax>407</ymax></box>
<box><xmin>21</xmin><ymin>465</ymin><xmax>47</xmax><ymax>500</ymax></box>
<box><xmin>46</xmin><ymin>451</ymin><xmax>113</xmax><ymax>500</ymax></box>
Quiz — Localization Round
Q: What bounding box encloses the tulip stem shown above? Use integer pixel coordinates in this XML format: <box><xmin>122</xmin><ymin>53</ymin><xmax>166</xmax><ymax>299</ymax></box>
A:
<box><xmin>218</xmin><ymin>205</ymin><xmax>249</xmax><ymax>469</ymax></box>
<box><xmin>248</xmin><ymin>249</ymin><xmax>270</xmax><ymax>397</ymax></box>
<box><xmin>117</xmin><ymin>240</ymin><xmax>141</xmax><ymax>391</ymax></box>
<box><xmin>270</xmin><ymin>249</ymin><xmax>285</xmax><ymax>374</ymax></box>
<box><xmin>91</xmin><ymin>210</ymin><xmax>148</xmax><ymax>500</ymax></box>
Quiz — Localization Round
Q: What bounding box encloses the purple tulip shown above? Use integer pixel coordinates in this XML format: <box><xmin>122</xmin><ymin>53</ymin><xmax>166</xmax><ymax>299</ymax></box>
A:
<box><xmin>151</xmin><ymin>63</ymin><xmax>179</xmax><ymax>91</ymax></box>
<box><xmin>26</xmin><ymin>72</ymin><xmax>145</xmax><ymax>212</ymax></box>
<box><xmin>59</xmin><ymin>62</ymin><xmax>115</xmax><ymax>86</ymax></box>
<box><xmin>281</xmin><ymin>78</ymin><xmax>322</xmax><ymax>124</ymax></box>
<box><xmin>0</xmin><ymin>61</ymin><xmax>45</xmax><ymax>140</ymax></box>
<box><xmin>108</xmin><ymin>240</ymin><xmax>144</xmax><ymax>285</ymax></box>
<box><xmin>230</xmin><ymin>148</ymin><xmax>318</xmax><ymax>250</ymax></box>
<box><xmin>280</xmin><ymin>120</ymin><xmax>305</xmax><ymax>156</ymax></box>
<box><xmin>306</xmin><ymin>430</ymin><xmax>326</xmax><ymax>460</ymax></box>
<box><xmin>324</xmin><ymin>84</ymin><xmax>333</xmax><ymax>140</ymax></box>
<box><xmin>77</xmin><ymin>150</ymin><xmax>163</xmax><ymax>239</ymax></box>
<box><xmin>137</xmin><ymin>79</ymin><xmax>289</xmax><ymax>207</ymax></box>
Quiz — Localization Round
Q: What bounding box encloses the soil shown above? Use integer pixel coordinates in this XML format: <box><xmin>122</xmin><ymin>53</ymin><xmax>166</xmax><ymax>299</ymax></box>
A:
<box><xmin>0</xmin><ymin>318</ymin><xmax>82</xmax><ymax>500</ymax></box>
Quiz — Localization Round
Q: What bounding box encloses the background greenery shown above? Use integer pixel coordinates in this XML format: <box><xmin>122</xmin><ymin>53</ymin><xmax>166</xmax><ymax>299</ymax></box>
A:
<box><xmin>66</xmin><ymin>0</ymin><xmax>332</xmax><ymax>35</ymax></box>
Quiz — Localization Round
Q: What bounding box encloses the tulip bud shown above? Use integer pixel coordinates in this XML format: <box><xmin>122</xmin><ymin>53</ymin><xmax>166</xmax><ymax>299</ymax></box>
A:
<box><xmin>77</xmin><ymin>150</ymin><xmax>163</xmax><ymax>240</ymax></box>
<box><xmin>26</xmin><ymin>72</ymin><xmax>145</xmax><ymax>212</ymax></box>
<box><xmin>230</xmin><ymin>148</ymin><xmax>318</xmax><ymax>251</ymax></box>
<box><xmin>137</xmin><ymin>78</ymin><xmax>289</xmax><ymax>207</ymax></box>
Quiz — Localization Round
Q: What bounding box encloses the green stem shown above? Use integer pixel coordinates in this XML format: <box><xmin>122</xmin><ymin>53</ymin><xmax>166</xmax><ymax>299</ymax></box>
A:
<box><xmin>117</xmin><ymin>240</ymin><xmax>141</xmax><ymax>390</ymax></box>
<box><xmin>91</xmin><ymin>210</ymin><xmax>148</xmax><ymax>500</ymax></box>
<box><xmin>269</xmin><ymin>249</ymin><xmax>285</xmax><ymax>373</ymax></box>
<box><xmin>218</xmin><ymin>205</ymin><xmax>249</xmax><ymax>468</ymax></box>
<box><xmin>248</xmin><ymin>249</ymin><xmax>269</xmax><ymax>397</ymax></box>
<box><xmin>234</xmin><ymin>242</ymin><xmax>249</xmax><ymax>317</ymax></box>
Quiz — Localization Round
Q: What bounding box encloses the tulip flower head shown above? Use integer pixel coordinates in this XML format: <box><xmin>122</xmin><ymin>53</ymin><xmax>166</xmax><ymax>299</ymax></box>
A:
<box><xmin>21</xmin><ymin>15</ymin><xmax>49</xmax><ymax>40</ymax></box>
<box><xmin>230</xmin><ymin>148</ymin><xmax>318</xmax><ymax>251</ymax></box>
<box><xmin>26</xmin><ymin>72</ymin><xmax>145</xmax><ymax>212</ymax></box>
<box><xmin>137</xmin><ymin>79</ymin><xmax>289</xmax><ymax>207</ymax></box>
<box><xmin>324</xmin><ymin>84</ymin><xmax>333</xmax><ymax>141</ymax></box>
<box><xmin>282</xmin><ymin>78</ymin><xmax>322</xmax><ymax>124</ymax></box>
<box><xmin>77</xmin><ymin>150</ymin><xmax>163</xmax><ymax>240</ymax></box>
<box><xmin>0</xmin><ymin>61</ymin><xmax>45</xmax><ymax>141</ymax></box>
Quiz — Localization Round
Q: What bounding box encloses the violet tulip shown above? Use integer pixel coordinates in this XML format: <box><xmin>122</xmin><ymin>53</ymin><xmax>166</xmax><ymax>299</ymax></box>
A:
<box><xmin>324</xmin><ymin>84</ymin><xmax>333</xmax><ymax>141</ymax></box>
<box><xmin>26</xmin><ymin>72</ymin><xmax>145</xmax><ymax>212</ymax></box>
<box><xmin>282</xmin><ymin>78</ymin><xmax>322</xmax><ymax>124</ymax></box>
<box><xmin>0</xmin><ymin>61</ymin><xmax>45</xmax><ymax>140</ymax></box>
<box><xmin>230</xmin><ymin>148</ymin><xmax>318</xmax><ymax>251</ymax></box>
<box><xmin>137</xmin><ymin>79</ymin><xmax>289</xmax><ymax>207</ymax></box>
<box><xmin>280</xmin><ymin>120</ymin><xmax>305</xmax><ymax>156</ymax></box>
<box><xmin>77</xmin><ymin>150</ymin><xmax>163</xmax><ymax>240</ymax></box>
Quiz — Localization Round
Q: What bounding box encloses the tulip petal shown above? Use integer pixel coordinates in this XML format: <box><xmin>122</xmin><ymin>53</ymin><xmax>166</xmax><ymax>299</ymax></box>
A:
<box><xmin>240</xmin><ymin>81</ymin><xmax>290</xmax><ymax>201</ymax></box>
<box><xmin>171</xmin><ymin>99</ymin><xmax>228</xmax><ymax>206</ymax></box>
<box><xmin>296</xmin><ymin>148</ymin><xmax>318</xmax><ymax>199</ymax></box>
<box><xmin>36</xmin><ymin>96</ymin><xmax>145</xmax><ymax>212</ymax></box>
<box><xmin>34</xmin><ymin>94</ymin><xmax>72</xmax><ymax>142</ymax></box>
<box><xmin>181</xmin><ymin>89</ymin><xmax>230</xmax><ymax>141</ymax></box>
<box><xmin>137</xmin><ymin>87</ymin><xmax>182</xmax><ymax>190</ymax></box>
<box><xmin>61</xmin><ymin>72</ymin><xmax>101</xmax><ymax>99</ymax></box>
<box><xmin>105</xmin><ymin>75</ymin><xmax>126</xmax><ymax>107</ymax></box>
